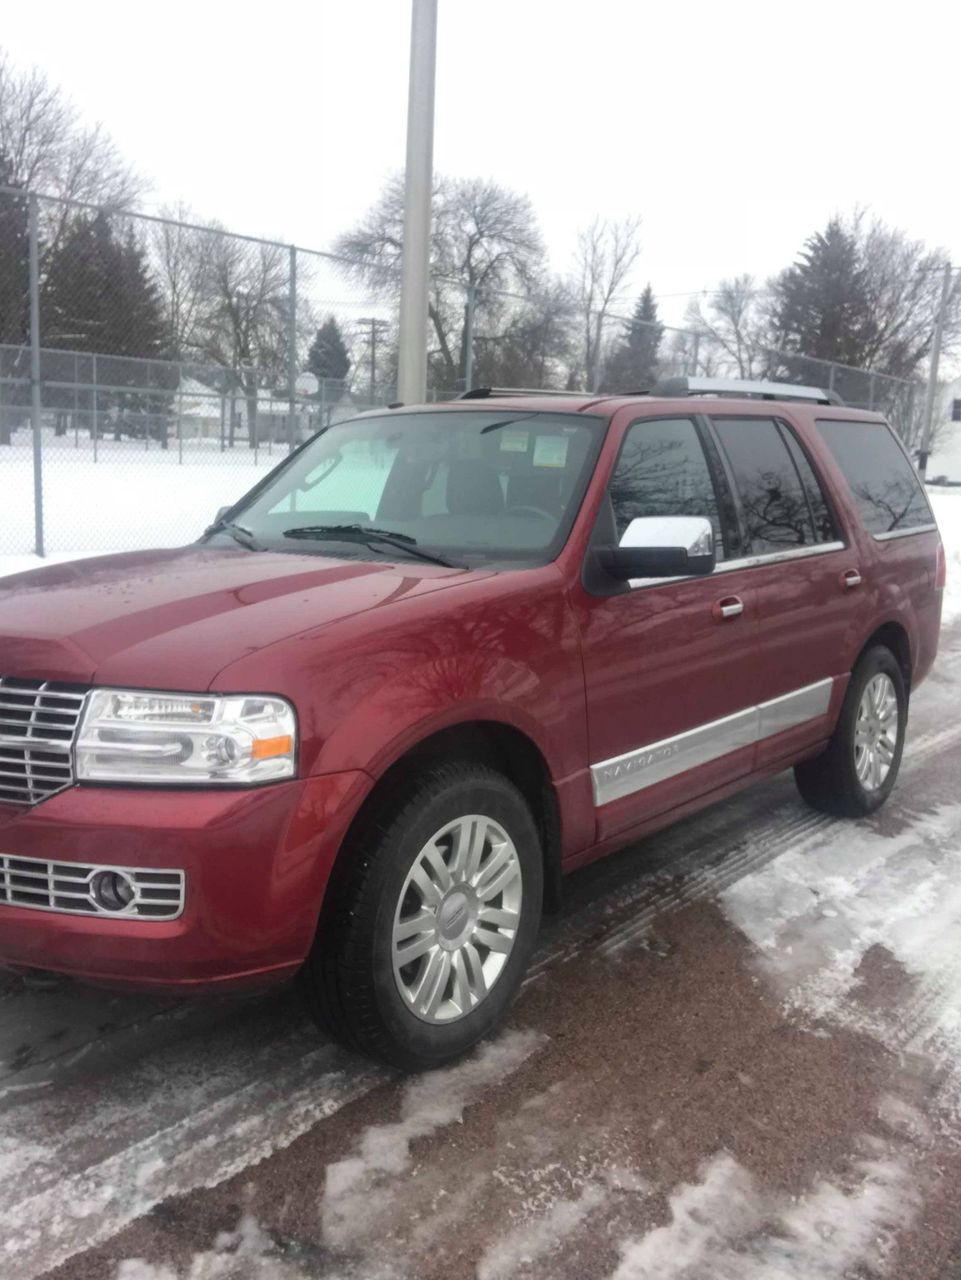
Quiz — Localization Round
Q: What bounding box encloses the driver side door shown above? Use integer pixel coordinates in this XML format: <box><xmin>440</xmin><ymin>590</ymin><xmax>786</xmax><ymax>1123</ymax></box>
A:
<box><xmin>574</xmin><ymin>412</ymin><xmax>762</xmax><ymax>842</ymax></box>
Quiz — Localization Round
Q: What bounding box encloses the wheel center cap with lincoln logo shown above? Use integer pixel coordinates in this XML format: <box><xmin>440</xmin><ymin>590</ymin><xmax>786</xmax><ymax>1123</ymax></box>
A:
<box><xmin>436</xmin><ymin>887</ymin><xmax>478</xmax><ymax>948</ymax></box>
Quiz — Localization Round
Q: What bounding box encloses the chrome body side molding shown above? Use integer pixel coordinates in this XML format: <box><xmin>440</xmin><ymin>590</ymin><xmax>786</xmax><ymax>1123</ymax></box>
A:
<box><xmin>591</xmin><ymin>678</ymin><xmax>834</xmax><ymax>807</ymax></box>
<box><xmin>873</xmin><ymin>524</ymin><xmax>938</xmax><ymax>542</ymax></box>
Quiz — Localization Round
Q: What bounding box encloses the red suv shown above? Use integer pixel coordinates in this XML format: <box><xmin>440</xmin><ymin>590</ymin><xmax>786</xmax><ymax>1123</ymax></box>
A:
<box><xmin>0</xmin><ymin>378</ymin><xmax>944</xmax><ymax>1069</ymax></box>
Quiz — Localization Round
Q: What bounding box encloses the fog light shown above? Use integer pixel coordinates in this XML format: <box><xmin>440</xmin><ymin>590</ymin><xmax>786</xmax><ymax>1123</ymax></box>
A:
<box><xmin>91</xmin><ymin>870</ymin><xmax>136</xmax><ymax>913</ymax></box>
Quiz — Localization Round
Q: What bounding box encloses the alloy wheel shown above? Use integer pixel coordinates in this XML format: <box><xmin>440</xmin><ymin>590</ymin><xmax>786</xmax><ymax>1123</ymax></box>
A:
<box><xmin>854</xmin><ymin>672</ymin><xmax>899</xmax><ymax>792</ymax></box>
<box><xmin>391</xmin><ymin>815</ymin><xmax>523</xmax><ymax>1024</ymax></box>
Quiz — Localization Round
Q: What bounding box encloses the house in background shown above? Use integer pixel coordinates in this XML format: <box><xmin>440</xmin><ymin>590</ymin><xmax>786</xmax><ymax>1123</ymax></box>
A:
<box><xmin>928</xmin><ymin>375</ymin><xmax>961</xmax><ymax>485</ymax></box>
<box><xmin>175</xmin><ymin>373</ymin><xmax>364</xmax><ymax>446</ymax></box>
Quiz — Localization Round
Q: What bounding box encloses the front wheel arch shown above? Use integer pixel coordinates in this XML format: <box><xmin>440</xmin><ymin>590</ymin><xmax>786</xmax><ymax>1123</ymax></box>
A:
<box><xmin>318</xmin><ymin>721</ymin><xmax>562</xmax><ymax>936</ymax></box>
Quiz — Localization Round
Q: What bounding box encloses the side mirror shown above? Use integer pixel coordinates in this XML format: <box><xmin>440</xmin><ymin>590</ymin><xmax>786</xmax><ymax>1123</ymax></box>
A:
<box><xmin>598</xmin><ymin>515</ymin><xmax>716</xmax><ymax>580</ymax></box>
<box><xmin>213</xmin><ymin>505</ymin><xmax>231</xmax><ymax>526</ymax></box>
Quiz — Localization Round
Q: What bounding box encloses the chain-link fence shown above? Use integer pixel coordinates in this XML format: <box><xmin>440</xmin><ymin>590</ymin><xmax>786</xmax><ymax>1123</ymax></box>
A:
<box><xmin>0</xmin><ymin>185</ymin><xmax>924</xmax><ymax>558</ymax></box>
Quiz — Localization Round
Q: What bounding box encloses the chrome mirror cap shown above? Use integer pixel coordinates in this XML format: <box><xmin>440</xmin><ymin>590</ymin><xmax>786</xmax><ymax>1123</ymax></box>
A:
<box><xmin>619</xmin><ymin>515</ymin><xmax>714</xmax><ymax>557</ymax></box>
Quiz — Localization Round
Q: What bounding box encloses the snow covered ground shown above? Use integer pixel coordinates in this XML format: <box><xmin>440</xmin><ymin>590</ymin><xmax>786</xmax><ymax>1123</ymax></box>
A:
<box><xmin>0</xmin><ymin>433</ymin><xmax>281</xmax><ymax>561</ymax></box>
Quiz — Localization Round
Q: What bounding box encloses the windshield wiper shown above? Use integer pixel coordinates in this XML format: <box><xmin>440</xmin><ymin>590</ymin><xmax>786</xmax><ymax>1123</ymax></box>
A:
<box><xmin>205</xmin><ymin>519</ymin><xmax>264</xmax><ymax>551</ymax></box>
<box><xmin>282</xmin><ymin>524</ymin><xmax>465</xmax><ymax>569</ymax></box>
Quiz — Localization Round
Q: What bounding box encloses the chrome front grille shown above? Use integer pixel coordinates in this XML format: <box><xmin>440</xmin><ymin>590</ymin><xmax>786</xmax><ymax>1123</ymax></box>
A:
<box><xmin>0</xmin><ymin>854</ymin><xmax>185</xmax><ymax>919</ymax></box>
<box><xmin>0</xmin><ymin>677</ymin><xmax>87</xmax><ymax>807</ymax></box>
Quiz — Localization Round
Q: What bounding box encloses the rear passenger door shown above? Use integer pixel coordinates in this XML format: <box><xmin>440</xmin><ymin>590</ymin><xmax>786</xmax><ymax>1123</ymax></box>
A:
<box><xmin>707</xmin><ymin>412</ymin><xmax>857</xmax><ymax>767</ymax></box>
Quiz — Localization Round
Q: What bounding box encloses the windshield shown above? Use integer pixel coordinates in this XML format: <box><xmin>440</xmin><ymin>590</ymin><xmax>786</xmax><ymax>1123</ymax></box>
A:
<box><xmin>222</xmin><ymin>409</ymin><xmax>606</xmax><ymax>567</ymax></box>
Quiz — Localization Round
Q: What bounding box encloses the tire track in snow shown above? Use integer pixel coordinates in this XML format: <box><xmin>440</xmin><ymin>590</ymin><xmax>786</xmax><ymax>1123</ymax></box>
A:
<box><xmin>1</xmin><ymin>1038</ymin><xmax>383</xmax><ymax>1280</ymax></box>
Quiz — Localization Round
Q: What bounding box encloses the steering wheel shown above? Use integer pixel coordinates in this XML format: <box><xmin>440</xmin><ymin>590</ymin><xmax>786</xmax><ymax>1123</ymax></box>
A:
<box><xmin>504</xmin><ymin>504</ymin><xmax>554</xmax><ymax>521</ymax></box>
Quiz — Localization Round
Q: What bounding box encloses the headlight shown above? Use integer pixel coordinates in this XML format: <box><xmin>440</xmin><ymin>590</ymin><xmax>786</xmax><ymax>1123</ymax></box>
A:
<box><xmin>76</xmin><ymin>690</ymin><xmax>297</xmax><ymax>786</ymax></box>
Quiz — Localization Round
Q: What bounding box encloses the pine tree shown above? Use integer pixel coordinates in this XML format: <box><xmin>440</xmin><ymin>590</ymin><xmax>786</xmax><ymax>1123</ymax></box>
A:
<box><xmin>41</xmin><ymin>213</ymin><xmax>168</xmax><ymax>440</ymax></box>
<box><xmin>0</xmin><ymin>164</ymin><xmax>29</xmax><ymax>346</ymax></box>
<box><xmin>769</xmin><ymin>219</ymin><xmax>874</xmax><ymax>367</ymax></box>
<box><xmin>0</xmin><ymin>165</ymin><xmax>30</xmax><ymax>443</ymax></box>
<box><xmin>602</xmin><ymin>284</ymin><xmax>663</xmax><ymax>391</ymax></box>
<box><xmin>307</xmin><ymin>317</ymin><xmax>351</xmax><ymax>383</ymax></box>
<box><xmin>41</xmin><ymin>213</ymin><xmax>165</xmax><ymax>358</ymax></box>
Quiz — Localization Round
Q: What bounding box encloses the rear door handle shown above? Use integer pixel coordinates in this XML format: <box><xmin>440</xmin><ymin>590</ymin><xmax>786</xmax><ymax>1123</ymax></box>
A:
<box><xmin>840</xmin><ymin>569</ymin><xmax>862</xmax><ymax>590</ymax></box>
<box><xmin>712</xmin><ymin>595</ymin><xmax>744</xmax><ymax>621</ymax></box>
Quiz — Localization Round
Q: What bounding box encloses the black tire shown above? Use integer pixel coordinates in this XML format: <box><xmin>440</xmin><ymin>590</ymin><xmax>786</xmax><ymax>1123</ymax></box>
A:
<box><xmin>302</xmin><ymin>760</ymin><xmax>543</xmax><ymax>1072</ymax></box>
<box><xmin>794</xmin><ymin>645</ymin><xmax>907</xmax><ymax>818</ymax></box>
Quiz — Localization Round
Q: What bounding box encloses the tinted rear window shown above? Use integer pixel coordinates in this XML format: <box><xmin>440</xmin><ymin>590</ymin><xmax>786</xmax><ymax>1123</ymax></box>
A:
<box><xmin>816</xmin><ymin>420</ymin><xmax>933</xmax><ymax>537</ymax></box>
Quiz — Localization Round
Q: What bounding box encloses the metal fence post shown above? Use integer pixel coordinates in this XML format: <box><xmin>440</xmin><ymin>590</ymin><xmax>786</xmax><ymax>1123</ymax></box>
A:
<box><xmin>463</xmin><ymin>283</ymin><xmax>476</xmax><ymax>392</ymax></box>
<box><xmin>92</xmin><ymin>353</ymin><xmax>99</xmax><ymax>463</ymax></box>
<box><xmin>177</xmin><ymin>381</ymin><xmax>184</xmax><ymax>464</ymax></box>
<box><xmin>28</xmin><ymin>193</ymin><xmax>45</xmax><ymax>557</ymax></box>
<box><xmin>288</xmin><ymin>244</ymin><xmax>297</xmax><ymax>453</ymax></box>
<box><xmin>919</xmin><ymin>263</ymin><xmax>953</xmax><ymax>478</ymax></box>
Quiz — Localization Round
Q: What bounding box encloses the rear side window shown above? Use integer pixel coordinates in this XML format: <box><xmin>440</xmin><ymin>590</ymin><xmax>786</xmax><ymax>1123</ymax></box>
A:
<box><xmin>816</xmin><ymin>420</ymin><xmax>933</xmax><ymax>537</ymax></box>
<box><xmin>712</xmin><ymin>417</ymin><xmax>825</xmax><ymax>553</ymax></box>
<box><xmin>609</xmin><ymin>417</ymin><xmax>726</xmax><ymax>558</ymax></box>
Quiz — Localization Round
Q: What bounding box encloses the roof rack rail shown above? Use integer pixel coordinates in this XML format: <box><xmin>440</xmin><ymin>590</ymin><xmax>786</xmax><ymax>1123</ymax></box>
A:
<box><xmin>647</xmin><ymin>375</ymin><xmax>844</xmax><ymax>406</ymax></box>
<box><xmin>459</xmin><ymin>386</ymin><xmax>588</xmax><ymax>400</ymax></box>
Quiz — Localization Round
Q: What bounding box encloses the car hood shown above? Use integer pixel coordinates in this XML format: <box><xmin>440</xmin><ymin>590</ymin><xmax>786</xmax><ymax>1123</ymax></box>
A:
<box><xmin>0</xmin><ymin>546</ymin><xmax>489</xmax><ymax>689</ymax></box>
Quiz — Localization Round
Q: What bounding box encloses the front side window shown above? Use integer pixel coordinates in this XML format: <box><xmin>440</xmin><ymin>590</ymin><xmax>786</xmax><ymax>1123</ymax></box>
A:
<box><xmin>609</xmin><ymin>417</ymin><xmax>725</xmax><ymax>558</ymax></box>
<box><xmin>712</xmin><ymin>417</ymin><xmax>820</xmax><ymax>554</ymax></box>
<box><xmin>816</xmin><ymin>419</ymin><xmax>933</xmax><ymax>537</ymax></box>
<box><xmin>227</xmin><ymin>410</ymin><xmax>604</xmax><ymax>566</ymax></box>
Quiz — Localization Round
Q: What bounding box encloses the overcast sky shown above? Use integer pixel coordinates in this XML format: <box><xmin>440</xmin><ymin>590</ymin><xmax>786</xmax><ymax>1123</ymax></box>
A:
<box><xmin>3</xmin><ymin>0</ymin><xmax>959</xmax><ymax>326</ymax></box>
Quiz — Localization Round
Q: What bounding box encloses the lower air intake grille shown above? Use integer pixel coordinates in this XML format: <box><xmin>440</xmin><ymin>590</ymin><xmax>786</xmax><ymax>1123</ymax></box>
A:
<box><xmin>0</xmin><ymin>855</ymin><xmax>185</xmax><ymax>920</ymax></box>
<box><xmin>0</xmin><ymin>677</ymin><xmax>87</xmax><ymax>807</ymax></box>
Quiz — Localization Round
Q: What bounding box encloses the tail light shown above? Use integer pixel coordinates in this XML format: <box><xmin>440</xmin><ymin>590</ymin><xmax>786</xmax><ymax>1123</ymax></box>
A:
<box><xmin>936</xmin><ymin>541</ymin><xmax>946</xmax><ymax>590</ymax></box>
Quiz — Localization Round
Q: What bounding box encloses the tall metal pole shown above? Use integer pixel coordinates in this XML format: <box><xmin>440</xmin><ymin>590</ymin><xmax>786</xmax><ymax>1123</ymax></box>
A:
<box><xmin>287</xmin><ymin>244</ymin><xmax>297</xmax><ymax>452</ymax></box>
<box><xmin>396</xmin><ymin>0</ymin><xmax>438</xmax><ymax>405</ymax></box>
<box><xmin>918</xmin><ymin>263</ymin><xmax>953</xmax><ymax>478</ymax></box>
<box><xmin>28</xmin><ymin>194</ymin><xmax>45</xmax><ymax>557</ymax></box>
<box><xmin>463</xmin><ymin>283</ymin><xmax>476</xmax><ymax>392</ymax></box>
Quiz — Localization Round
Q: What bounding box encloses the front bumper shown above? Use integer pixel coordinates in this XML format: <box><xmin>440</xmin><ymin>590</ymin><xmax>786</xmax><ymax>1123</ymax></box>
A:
<box><xmin>0</xmin><ymin>770</ymin><xmax>371</xmax><ymax>992</ymax></box>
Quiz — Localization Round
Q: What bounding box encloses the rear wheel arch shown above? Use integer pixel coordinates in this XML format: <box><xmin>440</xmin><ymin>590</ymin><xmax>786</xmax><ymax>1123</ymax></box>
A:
<box><xmin>857</xmin><ymin>621</ymin><xmax>912</xmax><ymax>693</ymax></box>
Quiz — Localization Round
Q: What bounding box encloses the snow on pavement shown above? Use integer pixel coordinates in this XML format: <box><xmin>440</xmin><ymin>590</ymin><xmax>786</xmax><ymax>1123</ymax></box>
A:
<box><xmin>931</xmin><ymin>489</ymin><xmax>961</xmax><ymax>621</ymax></box>
<box><xmin>320</xmin><ymin>1030</ymin><xmax>544</xmax><ymax>1253</ymax></box>
<box><xmin>611</xmin><ymin>1149</ymin><xmax>916</xmax><ymax>1280</ymax></box>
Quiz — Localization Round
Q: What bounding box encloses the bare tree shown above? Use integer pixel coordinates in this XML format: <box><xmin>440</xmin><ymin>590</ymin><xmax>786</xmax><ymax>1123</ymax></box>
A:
<box><xmin>574</xmin><ymin>216</ymin><xmax>641</xmax><ymax>391</ymax></box>
<box><xmin>150</xmin><ymin>205</ymin><xmax>217</xmax><ymax>360</ymax></box>
<box><xmin>856</xmin><ymin>216</ymin><xmax>961</xmax><ymax>378</ymax></box>
<box><xmin>0</xmin><ymin>50</ymin><xmax>143</xmax><ymax>251</ymax></box>
<box><xmin>200</xmin><ymin>234</ymin><xmax>289</xmax><ymax>447</ymax></box>
<box><xmin>473</xmin><ymin>280</ymin><xmax>577</xmax><ymax>390</ymax></box>
<box><xmin>687</xmin><ymin>275</ymin><xmax>767</xmax><ymax>378</ymax></box>
<box><xmin>335</xmin><ymin>173</ymin><xmax>544</xmax><ymax>389</ymax></box>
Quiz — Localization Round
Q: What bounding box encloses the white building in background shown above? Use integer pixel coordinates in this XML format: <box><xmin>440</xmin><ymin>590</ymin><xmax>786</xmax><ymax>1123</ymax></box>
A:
<box><xmin>928</xmin><ymin>376</ymin><xmax>961</xmax><ymax>484</ymax></box>
<box><xmin>176</xmin><ymin>374</ymin><xmax>360</xmax><ymax>444</ymax></box>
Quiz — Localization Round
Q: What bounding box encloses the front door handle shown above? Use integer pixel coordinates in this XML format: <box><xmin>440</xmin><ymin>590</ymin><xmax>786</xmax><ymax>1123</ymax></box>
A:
<box><xmin>712</xmin><ymin>595</ymin><xmax>744</xmax><ymax>621</ymax></box>
<box><xmin>840</xmin><ymin>568</ymin><xmax>862</xmax><ymax>590</ymax></box>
